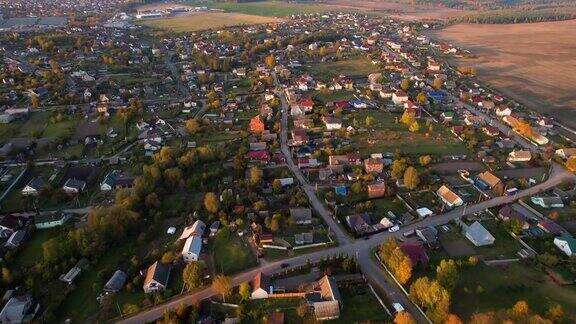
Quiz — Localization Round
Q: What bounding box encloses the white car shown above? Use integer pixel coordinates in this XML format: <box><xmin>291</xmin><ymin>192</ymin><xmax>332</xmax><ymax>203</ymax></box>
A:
<box><xmin>388</xmin><ymin>225</ymin><xmax>400</xmax><ymax>233</ymax></box>
<box><xmin>392</xmin><ymin>302</ymin><xmax>405</xmax><ymax>314</ymax></box>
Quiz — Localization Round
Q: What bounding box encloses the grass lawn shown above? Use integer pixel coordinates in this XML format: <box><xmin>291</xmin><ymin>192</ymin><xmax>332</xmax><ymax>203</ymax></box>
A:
<box><xmin>211</xmin><ymin>227</ymin><xmax>257</xmax><ymax>275</ymax></box>
<box><xmin>312</xmin><ymin>90</ymin><xmax>355</xmax><ymax>104</ymax></box>
<box><xmin>372</xmin><ymin>197</ymin><xmax>409</xmax><ymax>218</ymax></box>
<box><xmin>56</xmin><ymin>240</ymin><xmax>138</xmax><ymax>322</ymax></box>
<box><xmin>329</xmin><ymin>287</ymin><xmax>391</xmax><ymax>323</ymax></box>
<box><xmin>305</xmin><ymin>57</ymin><xmax>377</xmax><ymax>81</ymax></box>
<box><xmin>43</xmin><ymin>118</ymin><xmax>78</xmax><ymax>138</ymax></box>
<box><xmin>349</xmin><ymin>110</ymin><xmax>468</xmax><ymax>156</ymax></box>
<box><xmin>453</xmin><ymin>262</ymin><xmax>576</xmax><ymax>321</ymax></box>
<box><xmin>12</xmin><ymin>228</ymin><xmax>62</xmax><ymax>268</ymax></box>
<box><xmin>20</xmin><ymin>112</ymin><xmax>49</xmax><ymax>137</ymax></box>
<box><xmin>473</xmin><ymin>220</ymin><xmax>523</xmax><ymax>259</ymax></box>
<box><xmin>140</xmin><ymin>12</ymin><xmax>280</xmax><ymax>32</ymax></box>
<box><xmin>204</xmin><ymin>0</ymin><xmax>337</xmax><ymax>17</ymax></box>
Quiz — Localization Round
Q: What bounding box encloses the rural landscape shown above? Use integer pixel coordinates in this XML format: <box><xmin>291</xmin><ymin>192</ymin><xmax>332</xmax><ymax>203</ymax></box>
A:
<box><xmin>0</xmin><ymin>0</ymin><xmax>575</xmax><ymax>323</ymax></box>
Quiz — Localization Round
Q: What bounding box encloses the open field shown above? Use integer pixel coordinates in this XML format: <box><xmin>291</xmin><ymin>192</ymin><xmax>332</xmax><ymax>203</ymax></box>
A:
<box><xmin>139</xmin><ymin>12</ymin><xmax>280</xmax><ymax>32</ymax></box>
<box><xmin>211</xmin><ymin>227</ymin><xmax>257</xmax><ymax>275</ymax></box>
<box><xmin>204</xmin><ymin>1</ymin><xmax>337</xmax><ymax>17</ymax></box>
<box><xmin>325</xmin><ymin>0</ymin><xmax>470</xmax><ymax>20</ymax></box>
<box><xmin>304</xmin><ymin>57</ymin><xmax>376</xmax><ymax>81</ymax></box>
<box><xmin>430</xmin><ymin>20</ymin><xmax>576</xmax><ymax>129</ymax></box>
<box><xmin>350</xmin><ymin>110</ymin><xmax>468</xmax><ymax>156</ymax></box>
<box><xmin>453</xmin><ymin>262</ymin><xmax>576</xmax><ymax>321</ymax></box>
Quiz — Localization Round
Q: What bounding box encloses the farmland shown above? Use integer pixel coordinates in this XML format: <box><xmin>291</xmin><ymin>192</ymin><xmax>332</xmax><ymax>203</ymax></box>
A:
<box><xmin>139</xmin><ymin>12</ymin><xmax>281</xmax><ymax>32</ymax></box>
<box><xmin>203</xmin><ymin>1</ymin><xmax>337</xmax><ymax>17</ymax></box>
<box><xmin>430</xmin><ymin>20</ymin><xmax>576</xmax><ymax>129</ymax></box>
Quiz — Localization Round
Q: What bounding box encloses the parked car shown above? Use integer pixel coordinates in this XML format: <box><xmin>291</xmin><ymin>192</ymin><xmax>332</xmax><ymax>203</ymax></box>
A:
<box><xmin>388</xmin><ymin>225</ymin><xmax>400</xmax><ymax>233</ymax></box>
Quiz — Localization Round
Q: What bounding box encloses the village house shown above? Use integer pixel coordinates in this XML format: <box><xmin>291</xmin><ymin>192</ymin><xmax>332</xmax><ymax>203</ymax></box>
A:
<box><xmin>498</xmin><ymin>206</ymin><xmax>530</xmax><ymax>229</ymax></box>
<box><xmin>553</xmin><ymin>237</ymin><xmax>576</xmax><ymax>257</ymax></box>
<box><xmin>531</xmin><ymin>196</ymin><xmax>565</xmax><ymax>209</ymax></box>
<box><xmin>291</xmin><ymin>129</ymin><xmax>308</xmax><ymax>146</ymax></box>
<box><xmin>62</xmin><ymin>178</ymin><xmax>86</xmax><ymax>195</ymax></box>
<box><xmin>392</xmin><ymin>90</ymin><xmax>409</xmax><ymax>105</ymax></box>
<box><xmin>508</xmin><ymin>150</ymin><xmax>532</xmax><ymax>162</ymax></box>
<box><xmin>34</xmin><ymin>212</ymin><xmax>71</xmax><ymax>229</ymax></box>
<box><xmin>367</xmin><ymin>182</ymin><xmax>386</xmax><ymax>199</ymax></box>
<box><xmin>0</xmin><ymin>294</ymin><xmax>39</xmax><ymax>324</ymax></box>
<box><xmin>181</xmin><ymin>235</ymin><xmax>202</xmax><ymax>263</ymax></box>
<box><xmin>290</xmin><ymin>208</ymin><xmax>313</xmax><ymax>225</ymax></box>
<box><xmin>464</xmin><ymin>221</ymin><xmax>495</xmax><ymax>247</ymax></box>
<box><xmin>400</xmin><ymin>242</ymin><xmax>429</xmax><ymax>267</ymax></box>
<box><xmin>496</xmin><ymin>106</ymin><xmax>512</xmax><ymax>117</ymax></box>
<box><xmin>312</xmin><ymin>275</ymin><xmax>342</xmax><ymax>321</ymax></box>
<box><xmin>475</xmin><ymin>171</ymin><xmax>504</xmax><ymax>196</ymax></box>
<box><xmin>104</xmin><ymin>270</ymin><xmax>128</xmax><ymax>293</ymax></box>
<box><xmin>437</xmin><ymin>185</ymin><xmax>464</xmax><ymax>208</ymax></box>
<box><xmin>143</xmin><ymin>261</ymin><xmax>171</xmax><ymax>293</ymax></box>
<box><xmin>322</xmin><ymin>116</ymin><xmax>342</xmax><ymax>130</ymax></box>
<box><xmin>346</xmin><ymin>213</ymin><xmax>372</xmax><ymax>235</ymax></box>
<box><xmin>555</xmin><ymin>148</ymin><xmax>576</xmax><ymax>160</ymax></box>
<box><xmin>21</xmin><ymin>177</ymin><xmax>45</xmax><ymax>196</ymax></box>
<box><xmin>251</xmin><ymin>272</ymin><xmax>272</xmax><ymax>299</ymax></box>
<box><xmin>364</xmin><ymin>158</ymin><xmax>384</xmax><ymax>173</ymax></box>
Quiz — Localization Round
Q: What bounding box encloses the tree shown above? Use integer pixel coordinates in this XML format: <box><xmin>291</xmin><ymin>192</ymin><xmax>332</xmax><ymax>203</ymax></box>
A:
<box><xmin>269</xmin><ymin>214</ymin><xmax>281</xmax><ymax>232</ymax></box>
<box><xmin>212</xmin><ymin>275</ymin><xmax>232</xmax><ymax>303</ymax></box>
<box><xmin>436</xmin><ymin>259</ymin><xmax>458</xmax><ymax>291</ymax></box>
<box><xmin>394</xmin><ymin>311</ymin><xmax>415</xmax><ymax>324</ymax></box>
<box><xmin>400</xmin><ymin>110</ymin><xmax>416</xmax><ymax>126</ymax></box>
<box><xmin>182</xmin><ymin>262</ymin><xmax>203</xmax><ymax>291</ymax></box>
<box><xmin>272</xmin><ymin>179</ymin><xmax>282</xmax><ymax>193</ymax></box>
<box><xmin>417</xmin><ymin>92</ymin><xmax>427</xmax><ymax>105</ymax></box>
<box><xmin>204</xmin><ymin>192</ymin><xmax>219</xmax><ymax>214</ymax></box>
<box><xmin>185</xmin><ymin>118</ymin><xmax>201</xmax><ymax>135</ymax></box>
<box><xmin>404</xmin><ymin>167</ymin><xmax>420</xmax><ymax>190</ymax></box>
<box><xmin>567</xmin><ymin>156</ymin><xmax>576</xmax><ymax>172</ymax></box>
<box><xmin>510</xmin><ymin>300</ymin><xmax>529</xmax><ymax>320</ymax></box>
<box><xmin>264</xmin><ymin>54</ymin><xmax>275</xmax><ymax>68</ymax></box>
<box><xmin>433</xmin><ymin>78</ymin><xmax>443</xmax><ymax>89</ymax></box>
<box><xmin>249</xmin><ymin>166</ymin><xmax>263</xmax><ymax>186</ymax></box>
<box><xmin>161</xmin><ymin>251</ymin><xmax>176</xmax><ymax>264</ymax></box>
<box><xmin>445</xmin><ymin>314</ymin><xmax>463</xmax><ymax>324</ymax></box>
<box><xmin>31</xmin><ymin>94</ymin><xmax>41</xmax><ymax>108</ymax></box>
<box><xmin>419</xmin><ymin>155</ymin><xmax>432</xmax><ymax>167</ymax></box>
<box><xmin>545</xmin><ymin>304</ymin><xmax>563</xmax><ymax>323</ymax></box>
<box><xmin>365</xmin><ymin>116</ymin><xmax>375</xmax><ymax>127</ymax></box>
<box><xmin>391</xmin><ymin>159</ymin><xmax>407</xmax><ymax>180</ymax></box>
<box><xmin>470</xmin><ymin>312</ymin><xmax>495</xmax><ymax>324</ymax></box>
<box><xmin>1</xmin><ymin>268</ymin><xmax>13</xmax><ymax>285</ymax></box>
<box><xmin>239</xmin><ymin>282</ymin><xmax>251</xmax><ymax>301</ymax></box>
<box><xmin>409</xmin><ymin>121</ymin><xmax>420</xmax><ymax>133</ymax></box>
<box><xmin>401</xmin><ymin>79</ymin><xmax>411</xmax><ymax>91</ymax></box>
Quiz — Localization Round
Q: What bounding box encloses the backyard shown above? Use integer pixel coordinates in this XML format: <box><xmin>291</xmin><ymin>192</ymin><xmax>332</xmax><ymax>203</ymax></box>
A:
<box><xmin>304</xmin><ymin>57</ymin><xmax>376</xmax><ymax>81</ymax></box>
<box><xmin>211</xmin><ymin>227</ymin><xmax>257</xmax><ymax>275</ymax></box>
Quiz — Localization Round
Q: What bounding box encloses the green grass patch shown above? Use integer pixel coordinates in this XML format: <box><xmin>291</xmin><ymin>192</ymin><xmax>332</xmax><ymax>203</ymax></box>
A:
<box><xmin>305</xmin><ymin>57</ymin><xmax>377</xmax><ymax>81</ymax></box>
<box><xmin>203</xmin><ymin>0</ymin><xmax>336</xmax><ymax>17</ymax></box>
<box><xmin>329</xmin><ymin>287</ymin><xmax>391</xmax><ymax>323</ymax></box>
<box><xmin>43</xmin><ymin>118</ymin><xmax>78</xmax><ymax>138</ymax></box>
<box><xmin>12</xmin><ymin>228</ymin><xmax>62</xmax><ymax>268</ymax></box>
<box><xmin>453</xmin><ymin>262</ymin><xmax>576</xmax><ymax>321</ymax></box>
<box><xmin>212</xmin><ymin>227</ymin><xmax>257</xmax><ymax>275</ymax></box>
<box><xmin>349</xmin><ymin>110</ymin><xmax>468</xmax><ymax>156</ymax></box>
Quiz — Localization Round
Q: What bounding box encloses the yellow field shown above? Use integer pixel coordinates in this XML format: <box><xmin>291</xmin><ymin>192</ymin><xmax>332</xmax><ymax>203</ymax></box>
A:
<box><xmin>139</xmin><ymin>12</ymin><xmax>281</xmax><ymax>32</ymax></box>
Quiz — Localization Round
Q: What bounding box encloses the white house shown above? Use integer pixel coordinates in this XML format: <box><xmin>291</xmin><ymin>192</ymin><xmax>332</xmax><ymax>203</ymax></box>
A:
<box><xmin>392</xmin><ymin>91</ymin><xmax>409</xmax><ymax>105</ymax></box>
<box><xmin>322</xmin><ymin>116</ymin><xmax>342</xmax><ymax>130</ymax></box>
<box><xmin>553</xmin><ymin>237</ymin><xmax>576</xmax><ymax>257</ymax></box>
<box><xmin>508</xmin><ymin>150</ymin><xmax>532</xmax><ymax>162</ymax></box>
<box><xmin>181</xmin><ymin>235</ymin><xmax>202</xmax><ymax>263</ymax></box>
<box><xmin>464</xmin><ymin>221</ymin><xmax>495</xmax><ymax>247</ymax></box>
<box><xmin>21</xmin><ymin>177</ymin><xmax>45</xmax><ymax>196</ymax></box>
<box><xmin>34</xmin><ymin>212</ymin><xmax>71</xmax><ymax>229</ymax></box>
<box><xmin>251</xmin><ymin>272</ymin><xmax>272</xmax><ymax>299</ymax></box>
<box><xmin>179</xmin><ymin>220</ymin><xmax>206</xmax><ymax>240</ymax></box>
<box><xmin>62</xmin><ymin>178</ymin><xmax>86</xmax><ymax>195</ymax></box>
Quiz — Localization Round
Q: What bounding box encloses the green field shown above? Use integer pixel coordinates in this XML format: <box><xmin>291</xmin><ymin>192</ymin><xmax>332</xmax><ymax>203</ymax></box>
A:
<box><xmin>453</xmin><ymin>262</ymin><xmax>576</xmax><ymax>321</ymax></box>
<box><xmin>140</xmin><ymin>12</ymin><xmax>279</xmax><ymax>32</ymax></box>
<box><xmin>305</xmin><ymin>57</ymin><xmax>377</xmax><ymax>81</ymax></box>
<box><xmin>350</xmin><ymin>110</ymin><xmax>468</xmax><ymax>156</ymax></box>
<box><xmin>203</xmin><ymin>0</ymin><xmax>337</xmax><ymax>17</ymax></box>
<box><xmin>212</xmin><ymin>227</ymin><xmax>257</xmax><ymax>275</ymax></box>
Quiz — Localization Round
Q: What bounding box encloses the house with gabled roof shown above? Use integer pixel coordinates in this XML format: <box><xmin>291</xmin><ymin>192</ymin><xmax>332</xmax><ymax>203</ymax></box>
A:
<box><xmin>475</xmin><ymin>171</ymin><xmax>504</xmax><ymax>196</ymax></box>
<box><xmin>21</xmin><ymin>177</ymin><xmax>45</xmax><ymax>196</ymax></box>
<box><xmin>554</xmin><ymin>237</ymin><xmax>576</xmax><ymax>257</ymax></box>
<box><xmin>437</xmin><ymin>185</ymin><xmax>463</xmax><ymax>208</ymax></box>
<box><xmin>143</xmin><ymin>261</ymin><xmax>171</xmax><ymax>293</ymax></box>
<box><xmin>251</xmin><ymin>272</ymin><xmax>272</xmax><ymax>299</ymax></box>
<box><xmin>290</xmin><ymin>208</ymin><xmax>312</xmax><ymax>225</ymax></box>
<box><xmin>464</xmin><ymin>221</ymin><xmax>495</xmax><ymax>246</ymax></box>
